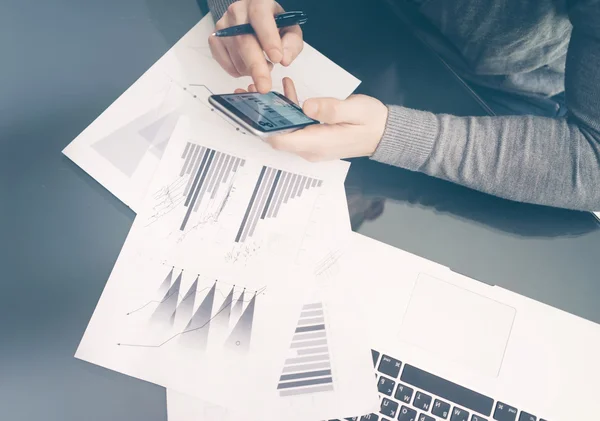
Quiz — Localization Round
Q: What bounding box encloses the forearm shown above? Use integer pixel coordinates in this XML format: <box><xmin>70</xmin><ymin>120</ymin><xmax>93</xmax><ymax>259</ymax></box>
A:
<box><xmin>372</xmin><ymin>106</ymin><xmax>600</xmax><ymax>211</ymax></box>
<box><xmin>208</xmin><ymin>0</ymin><xmax>236</xmax><ymax>21</ymax></box>
<box><xmin>373</xmin><ymin>0</ymin><xmax>600</xmax><ymax>211</ymax></box>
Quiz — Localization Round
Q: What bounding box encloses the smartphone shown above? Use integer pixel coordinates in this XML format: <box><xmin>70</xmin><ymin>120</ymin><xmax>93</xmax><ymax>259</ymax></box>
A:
<box><xmin>208</xmin><ymin>91</ymin><xmax>319</xmax><ymax>137</ymax></box>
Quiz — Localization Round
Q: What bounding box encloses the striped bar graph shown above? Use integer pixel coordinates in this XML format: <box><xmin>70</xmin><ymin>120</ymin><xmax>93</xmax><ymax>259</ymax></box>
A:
<box><xmin>235</xmin><ymin>166</ymin><xmax>323</xmax><ymax>243</ymax></box>
<box><xmin>179</xmin><ymin>143</ymin><xmax>245</xmax><ymax>230</ymax></box>
<box><xmin>277</xmin><ymin>302</ymin><xmax>334</xmax><ymax>396</ymax></box>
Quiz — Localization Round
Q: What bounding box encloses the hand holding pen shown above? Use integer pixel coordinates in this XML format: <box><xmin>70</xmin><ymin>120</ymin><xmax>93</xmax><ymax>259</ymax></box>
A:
<box><xmin>208</xmin><ymin>0</ymin><xmax>307</xmax><ymax>93</ymax></box>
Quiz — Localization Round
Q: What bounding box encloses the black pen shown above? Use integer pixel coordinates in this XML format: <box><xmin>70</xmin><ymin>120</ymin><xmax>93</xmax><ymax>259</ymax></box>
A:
<box><xmin>212</xmin><ymin>11</ymin><xmax>308</xmax><ymax>37</ymax></box>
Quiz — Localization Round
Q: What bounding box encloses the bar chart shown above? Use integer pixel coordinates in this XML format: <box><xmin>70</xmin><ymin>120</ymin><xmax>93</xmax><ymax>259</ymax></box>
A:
<box><xmin>179</xmin><ymin>142</ymin><xmax>245</xmax><ymax>230</ymax></box>
<box><xmin>277</xmin><ymin>302</ymin><xmax>334</xmax><ymax>396</ymax></box>
<box><xmin>235</xmin><ymin>166</ymin><xmax>323</xmax><ymax>243</ymax></box>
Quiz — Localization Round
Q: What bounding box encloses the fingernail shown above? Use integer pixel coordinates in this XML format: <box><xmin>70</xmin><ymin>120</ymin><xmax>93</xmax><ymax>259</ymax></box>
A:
<box><xmin>268</xmin><ymin>48</ymin><xmax>283</xmax><ymax>63</ymax></box>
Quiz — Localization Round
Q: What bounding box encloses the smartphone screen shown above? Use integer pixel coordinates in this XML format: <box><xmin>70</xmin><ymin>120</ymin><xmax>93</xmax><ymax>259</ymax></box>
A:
<box><xmin>210</xmin><ymin>92</ymin><xmax>319</xmax><ymax>133</ymax></box>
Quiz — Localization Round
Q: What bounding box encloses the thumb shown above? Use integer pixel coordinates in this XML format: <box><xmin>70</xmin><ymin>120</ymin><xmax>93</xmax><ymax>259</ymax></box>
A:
<box><xmin>302</xmin><ymin>97</ymin><xmax>364</xmax><ymax>125</ymax></box>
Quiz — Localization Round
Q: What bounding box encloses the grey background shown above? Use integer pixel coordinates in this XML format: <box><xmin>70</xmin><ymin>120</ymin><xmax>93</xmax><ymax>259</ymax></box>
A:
<box><xmin>1</xmin><ymin>0</ymin><xmax>599</xmax><ymax>420</ymax></box>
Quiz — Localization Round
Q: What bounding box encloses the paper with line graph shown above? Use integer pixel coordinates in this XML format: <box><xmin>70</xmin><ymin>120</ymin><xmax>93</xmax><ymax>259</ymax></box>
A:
<box><xmin>134</xmin><ymin>116</ymin><xmax>350</xmax><ymax>278</ymax></box>
<box><xmin>74</xmin><ymin>222</ymin><xmax>367</xmax><ymax>418</ymax></box>
<box><xmin>165</xmin><ymin>269</ymin><xmax>378</xmax><ymax>421</ymax></box>
<box><xmin>75</xmin><ymin>236</ymin><xmax>312</xmax><ymax>414</ymax></box>
<box><xmin>62</xmin><ymin>13</ymin><xmax>360</xmax><ymax>211</ymax></box>
<box><xmin>75</xmin><ymin>118</ymin><xmax>354</xmax><ymax>414</ymax></box>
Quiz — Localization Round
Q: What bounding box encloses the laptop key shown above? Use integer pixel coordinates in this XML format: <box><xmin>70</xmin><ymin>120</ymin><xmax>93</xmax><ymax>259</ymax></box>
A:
<box><xmin>398</xmin><ymin>405</ymin><xmax>417</xmax><ymax>421</ymax></box>
<box><xmin>432</xmin><ymin>399</ymin><xmax>451</xmax><ymax>419</ymax></box>
<box><xmin>345</xmin><ymin>418</ymin><xmax>358</xmax><ymax>421</ymax></box>
<box><xmin>394</xmin><ymin>383</ymin><xmax>414</xmax><ymax>404</ymax></box>
<box><xmin>413</xmin><ymin>391</ymin><xmax>432</xmax><ymax>411</ymax></box>
<box><xmin>401</xmin><ymin>365</ymin><xmax>493</xmax><ymax>416</ymax></box>
<box><xmin>380</xmin><ymin>398</ymin><xmax>399</xmax><ymax>418</ymax></box>
<box><xmin>472</xmin><ymin>415</ymin><xmax>488</xmax><ymax>421</ymax></box>
<box><xmin>378</xmin><ymin>355</ymin><xmax>402</xmax><ymax>378</ymax></box>
<box><xmin>418</xmin><ymin>414</ymin><xmax>435</xmax><ymax>421</ymax></box>
<box><xmin>360</xmin><ymin>414</ymin><xmax>379</xmax><ymax>421</ymax></box>
<box><xmin>371</xmin><ymin>350</ymin><xmax>380</xmax><ymax>367</ymax></box>
<box><xmin>451</xmin><ymin>407</ymin><xmax>470</xmax><ymax>421</ymax></box>
<box><xmin>493</xmin><ymin>402</ymin><xmax>518</xmax><ymax>421</ymax></box>
<box><xmin>377</xmin><ymin>376</ymin><xmax>396</xmax><ymax>396</ymax></box>
<box><xmin>518</xmin><ymin>413</ymin><xmax>536</xmax><ymax>421</ymax></box>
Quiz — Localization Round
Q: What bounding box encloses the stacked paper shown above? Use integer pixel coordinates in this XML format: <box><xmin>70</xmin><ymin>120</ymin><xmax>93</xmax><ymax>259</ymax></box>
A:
<box><xmin>66</xmin><ymin>13</ymin><xmax>382</xmax><ymax>421</ymax></box>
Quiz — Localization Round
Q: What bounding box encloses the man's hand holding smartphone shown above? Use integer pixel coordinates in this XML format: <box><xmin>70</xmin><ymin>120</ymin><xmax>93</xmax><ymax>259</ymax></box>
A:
<box><xmin>232</xmin><ymin>79</ymin><xmax>389</xmax><ymax>163</ymax></box>
<box><xmin>208</xmin><ymin>0</ymin><xmax>304</xmax><ymax>93</ymax></box>
<box><xmin>208</xmin><ymin>1</ymin><xmax>389</xmax><ymax>162</ymax></box>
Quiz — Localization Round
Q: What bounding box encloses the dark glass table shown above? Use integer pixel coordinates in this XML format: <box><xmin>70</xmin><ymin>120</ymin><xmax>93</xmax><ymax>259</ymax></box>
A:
<box><xmin>2</xmin><ymin>0</ymin><xmax>599</xmax><ymax>420</ymax></box>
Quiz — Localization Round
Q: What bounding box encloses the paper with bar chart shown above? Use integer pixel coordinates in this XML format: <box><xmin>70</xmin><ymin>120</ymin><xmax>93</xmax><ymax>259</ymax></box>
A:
<box><xmin>133</xmin><ymin>117</ymin><xmax>350</xmax><ymax>277</ymax></box>
<box><xmin>75</xmin><ymin>115</ymin><xmax>355</xmax><ymax>415</ymax></box>
<box><xmin>62</xmin><ymin>13</ymin><xmax>360</xmax><ymax>211</ymax></box>
<box><xmin>165</xmin><ymin>273</ymin><xmax>379</xmax><ymax>421</ymax></box>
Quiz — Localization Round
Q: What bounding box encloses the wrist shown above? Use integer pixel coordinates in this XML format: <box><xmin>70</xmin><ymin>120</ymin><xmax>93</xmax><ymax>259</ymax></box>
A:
<box><xmin>366</xmin><ymin>101</ymin><xmax>390</xmax><ymax>157</ymax></box>
<box><xmin>370</xmin><ymin>105</ymin><xmax>438</xmax><ymax>171</ymax></box>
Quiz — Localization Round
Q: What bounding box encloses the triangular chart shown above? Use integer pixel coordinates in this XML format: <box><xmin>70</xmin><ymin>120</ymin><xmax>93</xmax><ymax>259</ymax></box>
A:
<box><xmin>212</xmin><ymin>286</ymin><xmax>235</xmax><ymax>332</ymax></box>
<box><xmin>179</xmin><ymin>282</ymin><xmax>217</xmax><ymax>350</ymax></box>
<box><xmin>150</xmin><ymin>270</ymin><xmax>182</xmax><ymax>327</ymax></box>
<box><xmin>93</xmin><ymin>106</ymin><xmax>178</xmax><ymax>177</ymax></box>
<box><xmin>276</xmin><ymin>302</ymin><xmax>334</xmax><ymax>396</ymax></box>
<box><xmin>170</xmin><ymin>276</ymin><xmax>198</xmax><ymax>326</ymax></box>
<box><xmin>224</xmin><ymin>293</ymin><xmax>256</xmax><ymax>353</ymax></box>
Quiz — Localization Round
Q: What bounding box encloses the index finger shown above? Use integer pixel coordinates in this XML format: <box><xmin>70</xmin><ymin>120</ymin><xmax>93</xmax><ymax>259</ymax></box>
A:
<box><xmin>248</xmin><ymin>0</ymin><xmax>283</xmax><ymax>63</ymax></box>
<box><xmin>282</xmin><ymin>77</ymin><xmax>299</xmax><ymax>105</ymax></box>
<box><xmin>237</xmin><ymin>35</ymin><xmax>273</xmax><ymax>93</ymax></box>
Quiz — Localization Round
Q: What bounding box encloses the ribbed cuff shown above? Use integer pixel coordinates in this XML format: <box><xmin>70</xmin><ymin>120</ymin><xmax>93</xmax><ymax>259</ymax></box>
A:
<box><xmin>371</xmin><ymin>105</ymin><xmax>439</xmax><ymax>171</ymax></box>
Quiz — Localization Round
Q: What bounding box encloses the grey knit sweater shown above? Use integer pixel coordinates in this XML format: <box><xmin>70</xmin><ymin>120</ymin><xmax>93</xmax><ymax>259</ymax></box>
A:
<box><xmin>208</xmin><ymin>0</ymin><xmax>600</xmax><ymax>211</ymax></box>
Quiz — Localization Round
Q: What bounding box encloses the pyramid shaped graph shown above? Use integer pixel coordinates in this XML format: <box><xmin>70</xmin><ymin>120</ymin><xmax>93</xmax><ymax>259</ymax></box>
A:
<box><xmin>277</xmin><ymin>302</ymin><xmax>334</xmax><ymax>396</ymax></box>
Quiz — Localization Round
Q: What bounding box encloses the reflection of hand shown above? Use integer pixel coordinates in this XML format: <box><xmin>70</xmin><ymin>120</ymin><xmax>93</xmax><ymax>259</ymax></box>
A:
<box><xmin>209</xmin><ymin>0</ymin><xmax>304</xmax><ymax>93</ymax></box>
<box><xmin>236</xmin><ymin>78</ymin><xmax>389</xmax><ymax>162</ymax></box>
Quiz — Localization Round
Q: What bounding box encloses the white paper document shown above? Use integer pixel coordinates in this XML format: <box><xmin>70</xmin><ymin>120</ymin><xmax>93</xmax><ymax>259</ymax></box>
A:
<box><xmin>77</xmin><ymin>241</ymin><xmax>310</xmax><ymax>413</ymax></box>
<box><xmin>164</xmin><ymin>233</ymin><xmax>452</xmax><ymax>421</ymax></box>
<box><xmin>75</xmin><ymin>115</ymin><xmax>359</xmax><ymax>418</ymax></box>
<box><xmin>63</xmin><ymin>13</ymin><xmax>361</xmax><ymax>211</ymax></box>
<box><xmin>132</xmin><ymin>116</ymin><xmax>350</xmax><ymax>276</ymax></box>
<box><xmin>166</xmin><ymin>266</ymin><xmax>379</xmax><ymax>421</ymax></box>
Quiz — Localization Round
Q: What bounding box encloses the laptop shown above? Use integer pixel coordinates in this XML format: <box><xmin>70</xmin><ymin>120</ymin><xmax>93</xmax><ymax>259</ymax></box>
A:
<box><xmin>332</xmin><ymin>233</ymin><xmax>600</xmax><ymax>421</ymax></box>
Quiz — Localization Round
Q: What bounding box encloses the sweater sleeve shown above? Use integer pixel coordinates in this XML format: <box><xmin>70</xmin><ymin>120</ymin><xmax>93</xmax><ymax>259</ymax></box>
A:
<box><xmin>372</xmin><ymin>2</ymin><xmax>600</xmax><ymax>212</ymax></box>
<box><xmin>208</xmin><ymin>0</ymin><xmax>236</xmax><ymax>21</ymax></box>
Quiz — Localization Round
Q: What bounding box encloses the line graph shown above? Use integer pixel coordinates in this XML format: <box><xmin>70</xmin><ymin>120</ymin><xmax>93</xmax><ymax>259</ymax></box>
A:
<box><xmin>183</xmin><ymin>83</ymin><xmax>248</xmax><ymax>134</ymax></box>
<box><xmin>126</xmin><ymin>276</ymin><xmax>254</xmax><ymax>316</ymax></box>
<box><xmin>119</xmin><ymin>267</ymin><xmax>266</xmax><ymax>353</ymax></box>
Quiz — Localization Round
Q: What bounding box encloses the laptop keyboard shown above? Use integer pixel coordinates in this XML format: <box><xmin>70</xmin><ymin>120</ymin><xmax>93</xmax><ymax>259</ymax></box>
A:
<box><xmin>329</xmin><ymin>350</ymin><xmax>547</xmax><ymax>421</ymax></box>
